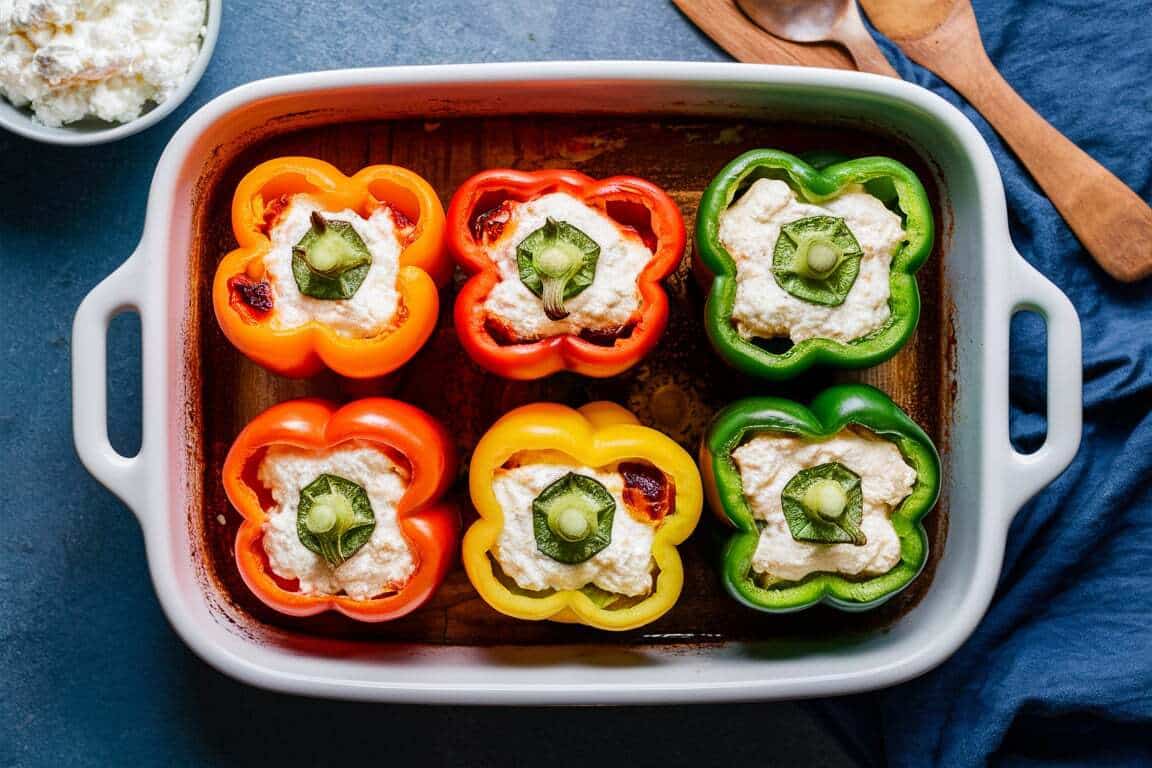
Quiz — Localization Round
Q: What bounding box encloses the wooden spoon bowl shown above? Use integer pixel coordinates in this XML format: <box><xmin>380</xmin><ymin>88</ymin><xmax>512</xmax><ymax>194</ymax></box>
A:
<box><xmin>861</xmin><ymin>0</ymin><xmax>1152</xmax><ymax>281</ymax></box>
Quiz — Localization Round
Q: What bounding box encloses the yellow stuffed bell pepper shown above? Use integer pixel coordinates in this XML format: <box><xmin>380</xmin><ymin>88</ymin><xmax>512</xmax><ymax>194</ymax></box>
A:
<box><xmin>463</xmin><ymin>401</ymin><xmax>703</xmax><ymax>631</ymax></box>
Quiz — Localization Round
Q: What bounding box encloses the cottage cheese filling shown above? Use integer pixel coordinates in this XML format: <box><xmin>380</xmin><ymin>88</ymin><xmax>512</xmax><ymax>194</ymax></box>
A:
<box><xmin>482</xmin><ymin>193</ymin><xmax>653</xmax><ymax>341</ymax></box>
<box><xmin>490</xmin><ymin>452</ymin><xmax>659</xmax><ymax>596</ymax></box>
<box><xmin>0</xmin><ymin>1</ymin><xmax>207</xmax><ymax>127</ymax></box>
<box><xmin>258</xmin><ymin>441</ymin><xmax>415</xmax><ymax>599</ymax></box>
<box><xmin>718</xmin><ymin>178</ymin><xmax>906</xmax><ymax>344</ymax></box>
<box><xmin>264</xmin><ymin>197</ymin><xmax>403</xmax><ymax>338</ymax></box>
<box><xmin>732</xmin><ymin>427</ymin><xmax>916</xmax><ymax>583</ymax></box>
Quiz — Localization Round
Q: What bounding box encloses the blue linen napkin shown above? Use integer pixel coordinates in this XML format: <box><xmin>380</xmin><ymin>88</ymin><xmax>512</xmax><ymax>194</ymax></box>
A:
<box><xmin>817</xmin><ymin>1</ymin><xmax>1152</xmax><ymax>765</ymax></box>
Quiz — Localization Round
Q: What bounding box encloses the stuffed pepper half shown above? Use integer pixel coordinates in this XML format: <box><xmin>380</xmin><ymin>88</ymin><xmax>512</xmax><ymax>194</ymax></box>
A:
<box><xmin>701</xmin><ymin>385</ymin><xmax>940</xmax><ymax>612</ymax></box>
<box><xmin>463</xmin><ymin>402</ymin><xmax>703</xmax><ymax>630</ymax></box>
<box><xmin>223</xmin><ymin>398</ymin><xmax>458</xmax><ymax>622</ymax></box>
<box><xmin>696</xmin><ymin>149</ymin><xmax>934</xmax><ymax>379</ymax></box>
<box><xmin>448</xmin><ymin>169</ymin><xmax>686</xmax><ymax>379</ymax></box>
<box><xmin>213</xmin><ymin>157</ymin><xmax>450</xmax><ymax>378</ymax></box>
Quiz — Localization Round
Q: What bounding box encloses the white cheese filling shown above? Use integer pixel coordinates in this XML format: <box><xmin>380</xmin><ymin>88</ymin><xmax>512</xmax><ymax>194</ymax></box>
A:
<box><xmin>264</xmin><ymin>197</ymin><xmax>403</xmax><ymax>338</ymax></box>
<box><xmin>258</xmin><ymin>441</ymin><xmax>415</xmax><ymax>600</ymax></box>
<box><xmin>490</xmin><ymin>452</ymin><xmax>658</xmax><ymax>597</ymax></box>
<box><xmin>732</xmin><ymin>427</ymin><xmax>916</xmax><ymax>583</ymax></box>
<box><xmin>718</xmin><ymin>178</ymin><xmax>906</xmax><ymax>344</ymax></box>
<box><xmin>481</xmin><ymin>192</ymin><xmax>654</xmax><ymax>341</ymax></box>
<box><xmin>0</xmin><ymin>1</ymin><xmax>207</xmax><ymax>127</ymax></box>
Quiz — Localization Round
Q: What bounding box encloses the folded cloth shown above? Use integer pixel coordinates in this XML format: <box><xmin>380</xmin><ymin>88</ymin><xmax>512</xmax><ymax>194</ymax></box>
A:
<box><xmin>814</xmin><ymin>1</ymin><xmax>1152</xmax><ymax>765</ymax></box>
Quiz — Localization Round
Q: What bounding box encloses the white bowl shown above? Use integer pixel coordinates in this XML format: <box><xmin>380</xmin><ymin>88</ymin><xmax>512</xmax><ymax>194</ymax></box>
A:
<box><xmin>0</xmin><ymin>0</ymin><xmax>220</xmax><ymax>145</ymax></box>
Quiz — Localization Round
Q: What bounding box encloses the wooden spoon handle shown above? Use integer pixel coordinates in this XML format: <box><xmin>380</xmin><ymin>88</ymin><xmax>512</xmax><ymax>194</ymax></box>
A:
<box><xmin>836</xmin><ymin>30</ymin><xmax>900</xmax><ymax>77</ymax></box>
<box><xmin>834</xmin><ymin>4</ymin><xmax>901</xmax><ymax>78</ymax></box>
<box><xmin>894</xmin><ymin>3</ymin><xmax>1152</xmax><ymax>281</ymax></box>
<box><xmin>946</xmin><ymin>55</ymin><xmax>1151</xmax><ymax>281</ymax></box>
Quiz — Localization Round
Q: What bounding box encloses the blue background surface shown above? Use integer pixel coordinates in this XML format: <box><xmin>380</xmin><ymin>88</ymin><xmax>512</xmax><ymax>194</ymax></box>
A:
<box><xmin>2</xmin><ymin>1</ymin><xmax>1149</xmax><ymax>766</ymax></box>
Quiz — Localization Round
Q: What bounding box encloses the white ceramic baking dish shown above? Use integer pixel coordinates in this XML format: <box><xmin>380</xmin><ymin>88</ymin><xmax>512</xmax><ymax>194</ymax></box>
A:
<box><xmin>72</xmin><ymin>62</ymin><xmax>1081</xmax><ymax>704</ymax></box>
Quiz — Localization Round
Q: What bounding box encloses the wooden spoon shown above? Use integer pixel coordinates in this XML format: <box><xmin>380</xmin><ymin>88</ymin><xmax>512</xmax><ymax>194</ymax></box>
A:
<box><xmin>735</xmin><ymin>0</ymin><xmax>899</xmax><ymax>76</ymax></box>
<box><xmin>862</xmin><ymin>0</ymin><xmax>1152</xmax><ymax>282</ymax></box>
<box><xmin>672</xmin><ymin>0</ymin><xmax>854</xmax><ymax>68</ymax></box>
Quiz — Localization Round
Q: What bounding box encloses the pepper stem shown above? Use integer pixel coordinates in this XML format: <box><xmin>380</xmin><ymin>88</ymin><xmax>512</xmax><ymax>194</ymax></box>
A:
<box><xmin>802</xmin><ymin>479</ymin><xmax>866</xmax><ymax>545</ymax></box>
<box><xmin>796</xmin><ymin>237</ymin><xmax>843</xmax><ymax>279</ymax></box>
<box><xmin>547</xmin><ymin>499</ymin><xmax>595</xmax><ymax>542</ymax></box>
<box><xmin>540</xmin><ymin>277</ymin><xmax>569</xmax><ymax>320</ymax></box>
<box><xmin>310</xmin><ymin>210</ymin><xmax>327</xmax><ymax>233</ymax></box>
<box><xmin>535</xmin><ymin>242</ymin><xmax>581</xmax><ymax>278</ymax></box>
<box><xmin>532</xmin><ymin>472</ymin><xmax>616</xmax><ymax>563</ymax></box>
<box><xmin>772</xmin><ymin>215</ymin><xmax>862</xmax><ymax>307</ymax></box>
<box><xmin>553</xmin><ymin>505</ymin><xmax>593</xmax><ymax>541</ymax></box>
<box><xmin>296</xmin><ymin>474</ymin><xmax>376</xmax><ymax>566</ymax></box>
<box><xmin>305</xmin><ymin>501</ymin><xmax>337</xmax><ymax>534</ymax></box>
<box><xmin>533</xmin><ymin>219</ymin><xmax>584</xmax><ymax>320</ymax></box>
<box><xmin>518</xmin><ymin>217</ymin><xmax>600</xmax><ymax>321</ymax></box>
<box><xmin>803</xmin><ymin>479</ymin><xmax>848</xmax><ymax>522</ymax></box>
<box><xmin>781</xmin><ymin>461</ymin><xmax>867</xmax><ymax>546</ymax></box>
<box><xmin>839</xmin><ymin>516</ymin><xmax>867</xmax><ymax>547</ymax></box>
<box><xmin>306</xmin><ymin>492</ymin><xmax>355</xmax><ymax>534</ymax></box>
<box><xmin>299</xmin><ymin>212</ymin><xmax>365</xmax><ymax>275</ymax></box>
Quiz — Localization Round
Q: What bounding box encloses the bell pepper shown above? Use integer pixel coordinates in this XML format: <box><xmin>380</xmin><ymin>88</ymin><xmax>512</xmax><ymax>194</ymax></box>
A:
<box><xmin>700</xmin><ymin>384</ymin><xmax>940</xmax><ymax>612</ymax></box>
<box><xmin>695</xmin><ymin>149</ymin><xmax>935</xmax><ymax>379</ymax></box>
<box><xmin>212</xmin><ymin>157</ymin><xmax>450</xmax><ymax>378</ymax></box>
<box><xmin>463</xmin><ymin>401</ymin><xmax>703</xmax><ymax>630</ymax></box>
<box><xmin>223</xmin><ymin>397</ymin><xmax>458</xmax><ymax>622</ymax></box>
<box><xmin>447</xmin><ymin>169</ymin><xmax>686</xmax><ymax>380</ymax></box>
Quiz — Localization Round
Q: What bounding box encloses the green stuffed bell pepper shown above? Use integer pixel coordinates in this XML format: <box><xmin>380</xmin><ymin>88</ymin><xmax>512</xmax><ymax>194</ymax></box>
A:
<box><xmin>695</xmin><ymin>149</ymin><xmax>934</xmax><ymax>379</ymax></box>
<box><xmin>700</xmin><ymin>384</ymin><xmax>940</xmax><ymax>612</ymax></box>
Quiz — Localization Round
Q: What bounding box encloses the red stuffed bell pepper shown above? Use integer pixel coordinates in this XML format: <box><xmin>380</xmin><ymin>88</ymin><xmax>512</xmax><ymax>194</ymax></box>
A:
<box><xmin>223</xmin><ymin>398</ymin><xmax>458</xmax><ymax>622</ymax></box>
<box><xmin>448</xmin><ymin>169</ymin><xmax>686</xmax><ymax>380</ymax></box>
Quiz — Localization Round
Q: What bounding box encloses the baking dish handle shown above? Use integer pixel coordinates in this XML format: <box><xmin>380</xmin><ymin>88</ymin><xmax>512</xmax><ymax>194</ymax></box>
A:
<box><xmin>72</xmin><ymin>251</ymin><xmax>149</xmax><ymax>520</ymax></box>
<box><xmin>1001</xmin><ymin>255</ymin><xmax>1083</xmax><ymax>515</ymax></box>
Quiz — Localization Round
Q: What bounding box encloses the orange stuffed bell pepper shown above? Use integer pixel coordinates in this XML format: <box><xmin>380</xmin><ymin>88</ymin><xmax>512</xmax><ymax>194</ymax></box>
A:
<box><xmin>462</xmin><ymin>401</ymin><xmax>702</xmax><ymax>631</ymax></box>
<box><xmin>213</xmin><ymin>157</ymin><xmax>450</xmax><ymax>378</ymax></box>
<box><xmin>223</xmin><ymin>398</ymin><xmax>458</xmax><ymax>622</ymax></box>
<box><xmin>447</xmin><ymin>169</ymin><xmax>685</xmax><ymax>380</ymax></box>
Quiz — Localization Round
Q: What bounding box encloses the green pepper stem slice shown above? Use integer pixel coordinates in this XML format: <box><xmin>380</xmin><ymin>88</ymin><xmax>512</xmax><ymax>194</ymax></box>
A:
<box><xmin>291</xmin><ymin>212</ymin><xmax>374</xmax><ymax>301</ymax></box>
<box><xmin>796</xmin><ymin>237</ymin><xmax>842</xmax><ymax>277</ymax></box>
<box><xmin>533</xmin><ymin>220</ymin><xmax>584</xmax><ymax>277</ymax></box>
<box><xmin>780</xmin><ymin>461</ymin><xmax>866</xmax><ymax>546</ymax></box>
<box><xmin>802</xmin><ymin>478</ymin><xmax>847</xmax><ymax>521</ymax></box>
<box><xmin>549</xmin><ymin>502</ymin><xmax>595</xmax><ymax>542</ymax></box>
<box><xmin>517</xmin><ymin>217</ymin><xmax>601</xmax><ymax>321</ymax></box>
<box><xmin>304</xmin><ymin>495</ymin><xmax>342</xmax><ymax>533</ymax></box>
<box><xmin>532</xmin><ymin>472</ymin><xmax>616</xmax><ymax>564</ymax></box>
<box><xmin>772</xmin><ymin>215</ymin><xmax>864</xmax><ymax>307</ymax></box>
<box><xmin>540</xmin><ymin>275</ymin><xmax>570</xmax><ymax>321</ymax></box>
<box><xmin>296</xmin><ymin>473</ymin><xmax>376</xmax><ymax>566</ymax></box>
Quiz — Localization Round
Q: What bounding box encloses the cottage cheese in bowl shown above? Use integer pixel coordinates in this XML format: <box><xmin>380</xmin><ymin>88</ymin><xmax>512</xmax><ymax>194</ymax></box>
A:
<box><xmin>0</xmin><ymin>0</ymin><xmax>207</xmax><ymax>127</ymax></box>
